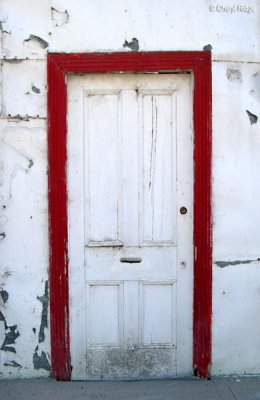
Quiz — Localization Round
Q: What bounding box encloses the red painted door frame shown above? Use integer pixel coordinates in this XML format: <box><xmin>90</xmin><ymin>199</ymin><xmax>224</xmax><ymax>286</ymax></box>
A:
<box><xmin>47</xmin><ymin>51</ymin><xmax>212</xmax><ymax>381</ymax></box>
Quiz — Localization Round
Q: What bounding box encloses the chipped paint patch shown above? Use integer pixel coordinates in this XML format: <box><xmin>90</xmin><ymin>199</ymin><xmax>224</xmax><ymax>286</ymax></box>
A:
<box><xmin>0</xmin><ymin>289</ymin><xmax>9</xmax><ymax>303</ymax></box>
<box><xmin>7</xmin><ymin>115</ymin><xmax>30</xmax><ymax>122</ymax></box>
<box><xmin>51</xmin><ymin>7</ymin><xmax>70</xmax><ymax>26</ymax></box>
<box><xmin>33</xmin><ymin>347</ymin><xmax>51</xmax><ymax>371</ymax></box>
<box><xmin>4</xmin><ymin>360</ymin><xmax>21</xmax><ymax>368</ymax></box>
<box><xmin>0</xmin><ymin>311</ymin><xmax>5</xmax><ymax>321</ymax></box>
<box><xmin>31</xmin><ymin>281</ymin><xmax>51</xmax><ymax>374</ymax></box>
<box><xmin>37</xmin><ymin>281</ymin><xmax>49</xmax><ymax>343</ymax></box>
<box><xmin>24</xmin><ymin>35</ymin><xmax>49</xmax><ymax>49</ymax></box>
<box><xmin>246</xmin><ymin>110</ymin><xmax>258</xmax><ymax>124</ymax></box>
<box><xmin>0</xmin><ymin>232</ymin><xmax>6</xmax><ymax>240</ymax></box>
<box><xmin>1</xmin><ymin>325</ymin><xmax>20</xmax><ymax>352</ymax></box>
<box><xmin>2</xmin><ymin>59</ymin><xmax>23</xmax><ymax>64</ymax></box>
<box><xmin>123</xmin><ymin>38</ymin><xmax>139</xmax><ymax>51</ymax></box>
<box><xmin>226</xmin><ymin>69</ymin><xmax>242</xmax><ymax>82</ymax></box>
<box><xmin>6</xmin><ymin>115</ymin><xmax>44</xmax><ymax>122</ymax></box>
<box><xmin>215</xmin><ymin>259</ymin><xmax>260</xmax><ymax>268</ymax></box>
<box><xmin>0</xmin><ymin>288</ymin><xmax>20</xmax><ymax>354</ymax></box>
<box><xmin>203</xmin><ymin>44</ymin><xmax>212</xmax><ymax>52</ymax></box>
<box><xmin>31</xmin><ymin>85</ymin><xmax>41</xmax><ymax>94</ymax></box>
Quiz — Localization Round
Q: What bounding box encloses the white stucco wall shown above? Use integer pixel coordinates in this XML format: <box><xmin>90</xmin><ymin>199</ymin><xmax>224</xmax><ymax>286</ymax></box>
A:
<box><xmin>0</xmin><ymin>0</ymin><xmax>259</xmax><ymax>378</ymax></box>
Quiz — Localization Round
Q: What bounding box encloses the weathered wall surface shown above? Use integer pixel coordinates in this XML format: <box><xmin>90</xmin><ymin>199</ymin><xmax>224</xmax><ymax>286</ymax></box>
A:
<box><xmin>0</xmin><ymin>0</ymin><xmax>259</xmax><ymax>378</ymax></box>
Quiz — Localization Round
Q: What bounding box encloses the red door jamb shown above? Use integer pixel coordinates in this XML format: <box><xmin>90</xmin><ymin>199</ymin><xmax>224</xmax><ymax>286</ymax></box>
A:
<box><xmin>47</xmin><ymin>51</ymin><xmax>212</xmax><ymax>380</ymax></box>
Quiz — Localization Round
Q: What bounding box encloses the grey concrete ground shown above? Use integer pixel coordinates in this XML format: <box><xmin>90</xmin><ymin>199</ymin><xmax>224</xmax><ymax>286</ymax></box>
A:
<box><xmin>0</xmin><ymin>377</ymin><xmax>260</xmax><ymax>400</ymax></box>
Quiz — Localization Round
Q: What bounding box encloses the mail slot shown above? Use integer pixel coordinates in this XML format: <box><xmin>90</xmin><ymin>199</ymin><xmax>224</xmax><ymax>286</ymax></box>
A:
<box><xmin>120</xmin><ymin>257</ymin><xmax>142</xmax><ymax>263</ymax></box>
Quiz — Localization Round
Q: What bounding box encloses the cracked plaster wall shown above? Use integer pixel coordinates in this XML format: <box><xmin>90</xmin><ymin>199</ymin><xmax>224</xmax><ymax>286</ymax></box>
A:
<box><xmin>0</xmin><ymin>0</ymin><xmax>259</xmax><ymax>378</ymax></box>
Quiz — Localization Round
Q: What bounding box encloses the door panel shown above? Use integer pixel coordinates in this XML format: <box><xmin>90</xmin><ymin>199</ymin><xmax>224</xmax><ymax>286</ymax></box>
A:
<box><xmin>67</xmin><ymin>73</ymin><xmax>193</xmax><ymax>380</ymax></box>
<box><xmin>141</xmin><ymin>282</ymin><xmax>175</xmax><ymax>345</ymax></box>
<box><xmin>86</xmin><ymin>91</ymin><xmax>122</xmax><ymax>245</ymax></box>
<box><xmin>140</xmin><ymin>92</ymin><xmax>176</xmax><ymax>245</ymax></box>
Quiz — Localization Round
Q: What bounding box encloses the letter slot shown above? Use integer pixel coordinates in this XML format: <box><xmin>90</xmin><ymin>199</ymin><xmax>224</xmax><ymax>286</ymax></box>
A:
<box><xmin>120</xmin><ymin>257</ymin><xmax>142</xmax><ymax>264</ymax></box>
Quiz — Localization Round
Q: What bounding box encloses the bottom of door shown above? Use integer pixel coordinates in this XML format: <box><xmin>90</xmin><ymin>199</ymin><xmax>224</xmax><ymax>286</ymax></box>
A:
<box><xmin>85</xmin><ymin>347</ymin><xmax>177</xmax><ymax>380</ymax></box>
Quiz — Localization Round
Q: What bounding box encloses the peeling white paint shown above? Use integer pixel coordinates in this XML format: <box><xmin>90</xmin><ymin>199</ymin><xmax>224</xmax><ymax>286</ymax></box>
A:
<box><xmin>0</xmin><ymin>0</ymin><xmax>259</xmax><ymax>379</ymax></box>
<box><xmin>51</xmin><ymin>7</ymin><xmax>69</xmax><ymax>27</ymax></box>
<box><xmin>212</xmin><ymin>62</ymin><xmax>260</xmax><ymax>260</ymax></box>
<box><xmin>1</xmin><ymin>0</ymin><xmax>259</xmax><ymax>61</ymax></box>
<box><xmin>0</xmin><ymin>141</ymin><xmax>32</xmax><ymax>206</ymax></box>
<box><xmin>2</xmin><ymin>60</ymin><xmax>46</xmax><ymax>118</ymax></box>
<box><xmin>0</xmin><ymin>119</ymin><xmax>49</xmax><ymax>378</ymax></box>
<box><xmin>1</xmin><ymin>0</ymin><xmax>51</xmax><ymax>59</ymax></box>
<box><xmin>212</xmin><ymin>264</ymin><xmax>260</xmax><ymax>375</ymax></box>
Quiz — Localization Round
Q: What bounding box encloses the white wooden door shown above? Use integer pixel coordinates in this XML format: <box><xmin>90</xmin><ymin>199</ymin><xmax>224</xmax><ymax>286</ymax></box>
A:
<box><xmin>67</xmin><ymin>73</ymin><xmax>193</xmax><ymax>380</ymax></box>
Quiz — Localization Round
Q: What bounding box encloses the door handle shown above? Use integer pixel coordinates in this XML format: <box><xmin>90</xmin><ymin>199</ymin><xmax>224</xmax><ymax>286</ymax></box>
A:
<box><xmin>120</xmin><ymin>257</ymin><xmax>142</xmax><ymax>263</ymax></box>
